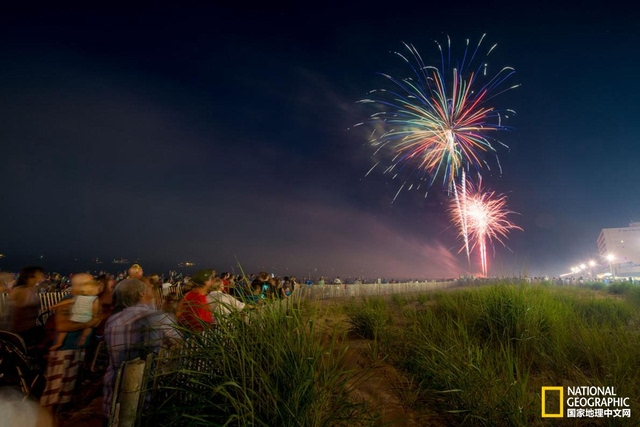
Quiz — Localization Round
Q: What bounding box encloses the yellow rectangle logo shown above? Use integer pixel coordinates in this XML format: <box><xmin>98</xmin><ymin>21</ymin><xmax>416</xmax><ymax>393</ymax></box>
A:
<box><xmin>542</xmin><ymin>387</ymin><xmax>564</xmax><ymax>418</ymax></box>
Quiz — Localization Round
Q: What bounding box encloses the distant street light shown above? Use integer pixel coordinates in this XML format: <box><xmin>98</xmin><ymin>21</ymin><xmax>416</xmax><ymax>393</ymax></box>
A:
<box><xmin>606</xmin><ymin>254</ymin><xmax>615</xmax><ymax>278</ymax></box>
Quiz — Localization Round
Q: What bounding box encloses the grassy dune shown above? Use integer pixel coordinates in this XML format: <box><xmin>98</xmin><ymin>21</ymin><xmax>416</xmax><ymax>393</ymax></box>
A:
<box><xmin>348</xmin><ymin>282</ymin><xmax>640</xmax><ymax>425</ymax></box>
<box><xmin>146</xmin><ymin>282</ymin><xmax>640</xmax><ymax>426</ymax></box>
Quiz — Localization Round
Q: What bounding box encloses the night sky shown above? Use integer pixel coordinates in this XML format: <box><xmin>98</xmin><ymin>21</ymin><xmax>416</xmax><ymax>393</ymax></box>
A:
<box><xmin>2</xmin><ymin>4</ymin><xmax>639</xmax><ymax>279</ymax></box>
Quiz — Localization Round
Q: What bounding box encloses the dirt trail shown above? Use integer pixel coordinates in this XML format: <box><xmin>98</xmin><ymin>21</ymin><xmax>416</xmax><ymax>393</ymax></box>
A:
<box><xmin>315</xmin><ymin>294</ymin><xmax>456</xmax><ymax>426</ymax></box>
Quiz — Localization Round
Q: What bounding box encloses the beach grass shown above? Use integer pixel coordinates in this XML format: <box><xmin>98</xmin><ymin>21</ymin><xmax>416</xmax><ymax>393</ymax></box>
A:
<box><xmin>346</xmin><ymin>281</ymin><xmax>640</xmax><ymax>425</ymax></box>
<box><xmin>146</xmin><ymin>282</ymin><xmax>640</xmax><ymax>426</ymax></box>
<box><xmin>147</xmin><ymin>300</ymin><xmax>376</xmax><ymax>426</ymax></box>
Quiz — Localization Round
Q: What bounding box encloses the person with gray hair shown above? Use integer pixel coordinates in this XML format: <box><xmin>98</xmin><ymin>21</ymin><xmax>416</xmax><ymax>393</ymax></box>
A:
<box><xmin>102</xmin><ymin>278</ymin><xmax>181</xmax><ymax>421</ymax></box>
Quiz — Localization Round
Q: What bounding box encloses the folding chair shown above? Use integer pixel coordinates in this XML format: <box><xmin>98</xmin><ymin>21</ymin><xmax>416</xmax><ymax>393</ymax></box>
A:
<box><xmin>0</xmin><ymin>330</ymin><xmax>43</xmax><ymax>397</ymax></box>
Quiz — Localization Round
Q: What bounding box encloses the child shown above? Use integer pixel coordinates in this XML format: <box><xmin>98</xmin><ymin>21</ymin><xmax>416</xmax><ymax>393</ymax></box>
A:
<box><xmin>50</xmin><ymin>277</ymin><xmax>100</xmax><ymax>350</ymax></box>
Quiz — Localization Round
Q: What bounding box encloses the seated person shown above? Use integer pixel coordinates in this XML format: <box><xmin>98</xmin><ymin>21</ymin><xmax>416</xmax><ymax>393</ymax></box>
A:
<box><xmin>207</xmin><ymin>277</ymin><xmax>245</xmax><ymax>317</ymax></box>
<box><xmin>176</xmin><ymin>269</ymin><xmax>216</xmax><ymax>331</ymax></box>
<box><xmin>246</xmin><ymin>272</ymin><xmax>270</xmax><ymax>304</ymax></box>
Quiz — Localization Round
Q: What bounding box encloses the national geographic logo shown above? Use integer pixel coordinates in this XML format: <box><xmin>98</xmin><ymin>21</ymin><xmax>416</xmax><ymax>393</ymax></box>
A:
<box><xmin>542</xmin><ymin>386</ymin><xmax>631</xmax><ymax>419</ymax></box>
<box><xmin>541</xmin><ymin>387</ymin><xmax>563</xmax><ymax>418</ymax></box>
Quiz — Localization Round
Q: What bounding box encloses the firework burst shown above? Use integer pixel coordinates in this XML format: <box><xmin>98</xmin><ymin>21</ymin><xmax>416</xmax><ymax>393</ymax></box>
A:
<box><xmin>355</xmin><ymin>34</ymin><xmax>519</xmax><ymax>261</ymax></box>
<box><xmin>356</xmin><ymin>34</ymin><xmax>518</xmax><ymax>192</ymax></box>
<box><xmin>451</xmin><ymin>176</ymin><xmax>522</xmax><ymax>276</ymax></box>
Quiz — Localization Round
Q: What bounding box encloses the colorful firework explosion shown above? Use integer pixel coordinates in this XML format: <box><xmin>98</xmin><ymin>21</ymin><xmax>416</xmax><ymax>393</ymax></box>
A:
<box><xmin>356</xmin><ymin>34</ymin><xmax>518</xmax><ymax>194</ymax></box>
<box><xmin>451</xmin><ymin>176</ymin><xmax>522</xmax><ymax>276</ymax></box>
<box><xmin>356</xmin><ymin>35</ymin><xmax>521</xmax><ymax>269</ymax></box>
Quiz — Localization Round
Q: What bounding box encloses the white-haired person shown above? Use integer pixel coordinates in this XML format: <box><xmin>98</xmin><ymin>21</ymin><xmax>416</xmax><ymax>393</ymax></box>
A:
<box><xmin>102</xmin><ymin>278</ymin><xmax>181</xmax><ymax>422</ymax></box>
<box><xmin>207</xmin><ymin>276</ymin><xmax>245</xmax><ymax>319</ymax></box>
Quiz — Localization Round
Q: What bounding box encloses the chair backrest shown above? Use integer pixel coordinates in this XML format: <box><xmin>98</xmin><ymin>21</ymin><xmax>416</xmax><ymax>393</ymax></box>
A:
<box><xmin>0</xmin><ymin>330</ymin><xmax>28</xmax><ymax>355</ymax></box>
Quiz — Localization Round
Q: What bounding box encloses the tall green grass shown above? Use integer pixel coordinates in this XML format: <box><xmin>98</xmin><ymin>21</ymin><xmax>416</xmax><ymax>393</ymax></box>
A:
<box><xmin>148</xmin><ymin>302</ymin><xmax>375</xmax><ymax>426</ymax></box>
<box><xmin>349</xmin><ymin>283</ymin><xmax>640</xmax><ymax>425</ymax></box>
<box><xmin>345</xmin><ymin>296</ymin><xmax>393</xmax><ymax>340</ymax></box>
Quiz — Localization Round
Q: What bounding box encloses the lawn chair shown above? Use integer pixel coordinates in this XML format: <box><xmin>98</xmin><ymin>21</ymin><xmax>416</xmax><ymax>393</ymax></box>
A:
<box><xmin>0</xmin><ymin>330</ymin><xmax>44</xmax><ymax>397</ymax></box>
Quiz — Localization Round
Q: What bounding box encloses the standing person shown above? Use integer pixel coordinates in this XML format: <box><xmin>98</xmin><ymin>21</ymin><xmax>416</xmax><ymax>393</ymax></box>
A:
<box><xmin>6</xmin><ymin>266</ymin><xmax>45</xmax><ymax>348</ymax></box>
<box><xmin>176</xmin><ymin>269</ymin><xmax>216</xmax><ymax>332</ymax></box>
<box><xmin>103</xmin><ymin>278</ymin><xmax>181</xmax><ymax>422</ymax></box>
<box><xmin>49</xmin><ymin>279</ymin><xmax>100</xmax><ymax>350</ymax></box>
<box><xmin>40</xmin><ymin>273</ymin><xmax>101</xmax><ymax>412</ymax></box>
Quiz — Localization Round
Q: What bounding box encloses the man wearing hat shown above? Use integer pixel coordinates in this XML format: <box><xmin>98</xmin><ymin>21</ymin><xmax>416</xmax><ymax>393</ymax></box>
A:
<box><xmin>176</xmin><ymin>269</ymin><xmax>216</xmax><ymax>331</ymax></box>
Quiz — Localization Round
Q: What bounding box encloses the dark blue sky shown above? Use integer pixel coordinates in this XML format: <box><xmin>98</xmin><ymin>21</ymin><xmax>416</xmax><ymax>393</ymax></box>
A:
<box><xmin>2</xmin><ymin>4</ymin><xmax>639</xmax><ymax>278</ymax></box>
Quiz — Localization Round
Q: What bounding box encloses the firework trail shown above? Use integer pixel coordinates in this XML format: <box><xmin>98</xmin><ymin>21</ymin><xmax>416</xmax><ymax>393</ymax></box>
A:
<box><xmin>355</xmin><ymin>34</ymin><xmax>518</xmax><ymax>261</ymax></box>
<box><xmin>451</xmin><ymin>176</ymin><xmax>522</xmax><ymax>276</ymax></box>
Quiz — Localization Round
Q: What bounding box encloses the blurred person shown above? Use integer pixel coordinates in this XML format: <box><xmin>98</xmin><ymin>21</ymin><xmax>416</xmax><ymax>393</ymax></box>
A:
<box><xmin>246</xmin><ymin>272</ymin><xmax>270</xmax><ymax>304</ymax></box>
<box><xmin>281</xmin><ymin>278</ymin><xmax>292</xmax><ymax>299</ymax></box>
<box><xmin>49</xmin><ymin>276</ymin><xmax>100</xmax><ymax>350</ymax></box>
<box><xmin>103</xmin><ymin>278</ymin><xmax>181</xmax><ymax>421</ymax></box>
<box><xmin>161</xmin><ymin>294</ymin><xmax>178</xmax><ymax>320</ymax></box>
<box><xmin>49</xmin><ymin>273</ymin><xmax>63</xmax><ymax>291</ymax></box>
<box><xmin>232</xmin><ymin>274</ymin><xmax>249</xmax><ymax>299</ymax></box>
<box><xmin>207</xmin><ymin>277</ymin><xmax>245</xmax><ymax>317</ymax></box>
<box><xmin>147</xmin><ymin>274</ymin><xmax>161</xmax><ymax>290</ymax></box>
<box><xmin>176</xmin><ymin>269</ymin><xmax>216</xmax><ymax>332</ymax></box>
<box><xmin>245</xmin><ymin>280</ymin><xmax>264</xmax><ymax>306</ymax></box>
<box><xmin>127</xmin><ymin>264</ymin><xmax>143</xmax><ymax>279</ymax></box>
<box><xmin>40</xmin><ymin>273</ymin><xmax>101</xmax><ymax>411</ymax></box>
<box><xmin>0</xmin><ymin>272</ymin><xmax>14</xmax><ymax>293</ymax></box>
<box><xmin>267</xmin><ymin>277</ymin><xmax>281</xmax><ymax>300</ymax></box>
<box><xmin>227</xmin><ymin>273</ymin><xmax>236</xmax><ymax>295</ymax></box>
<box><xmin>6</xmin><ymin>266</ymin><xmax>45</xmax><ymax>348</ymax></box>
<box><xmin>219</xmin><ymin>272</ymin><xmax>231</xmax><ymax>294</ymax></box>
<box><xmin>97</xmin><ymin>273</ymin><xmax>116</xmax><ymax>321</ymax></box>
<box><xmin>0</xmin><ymin>387</ymin><xmax>54</xmax><ymax>427</ymax></box>
<box><xmin>161</xmin><ymin>278</ymin><xmax>173</xmax><ymax>296</ymax></box>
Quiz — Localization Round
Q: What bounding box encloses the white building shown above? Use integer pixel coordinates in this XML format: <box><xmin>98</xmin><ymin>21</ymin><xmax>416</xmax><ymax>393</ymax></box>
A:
<box><xmin>597</xmin><ymin>222</ymin><xmax>640</xmax><ymax>277</ymax></box>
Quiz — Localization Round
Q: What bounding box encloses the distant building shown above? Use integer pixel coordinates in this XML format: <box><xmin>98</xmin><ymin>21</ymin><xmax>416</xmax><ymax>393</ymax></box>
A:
<box><xmin>597</xmin><ymin>222</ymin><xmax>640</xmax><ymax>277</ymax></box>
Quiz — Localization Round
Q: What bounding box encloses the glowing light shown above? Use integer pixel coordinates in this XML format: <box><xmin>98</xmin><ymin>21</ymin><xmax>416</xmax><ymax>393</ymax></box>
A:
<box><xmin>357</xmin><ymin>35</ymin><xmax>520</xmax><ymax>271</ymax></box>
<box><xmin>357</xmin><ymin>34</ymin><xmax>518</xmax><ymax>194</ymax></box>
<box><xmin>450</xmin><ymin>176</ymin><xmax>521</xmax><ymax>276</ymax></box>
<box><xmin>357</xmin><ymin>35</ymin><xmax>518</xmax><ymax>262</ymax></box>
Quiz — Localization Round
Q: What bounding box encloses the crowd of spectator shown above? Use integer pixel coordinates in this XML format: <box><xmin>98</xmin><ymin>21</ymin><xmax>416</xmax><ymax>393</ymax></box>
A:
<box><xmin>0</xmin><ymin>263</ymin><xmax>302</xmax><ymax>425</ymax></box>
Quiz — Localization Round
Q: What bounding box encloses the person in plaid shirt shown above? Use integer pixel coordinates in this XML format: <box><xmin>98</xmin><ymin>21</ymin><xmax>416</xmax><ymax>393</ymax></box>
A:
<box><xmin>102</xmin><ymin>278</ymin><xmax>181</xmax><ymax>420</ymax></box>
